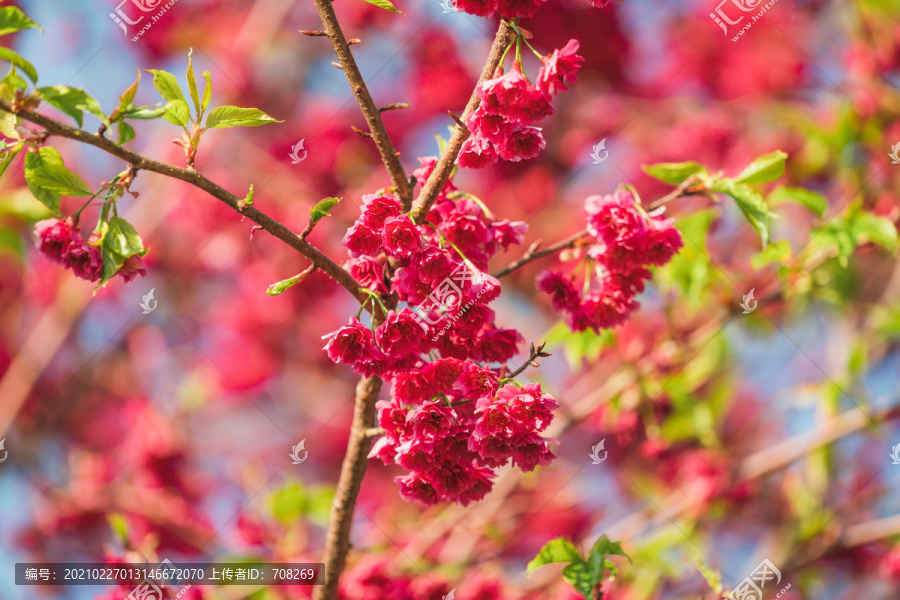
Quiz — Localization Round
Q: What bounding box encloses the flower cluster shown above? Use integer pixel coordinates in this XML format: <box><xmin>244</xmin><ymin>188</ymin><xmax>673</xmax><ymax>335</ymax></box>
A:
<box><xmin>370</xmin><ymin>359</ymin><xmax>557</xmax><ymax>505</ymax></box>
<box><xmin>538</xmin><ymin>188</ymin><xmax>683</xmax><ymax>332</ymax></box>
<box><xmin>34</xmin><ymin>218</ymin><xmax>104</xmax><ymax>282</ymax></box>
<box><xmin>34</xmin><ymin>217</ymin><xmax>148</xmax><ymax>284</ymax></box>
<box><xmin>460</xmin><ymin>40</ymin><xmax>584</xmax><ymax>169</ymax></box>
<box><xmin>454</xmin><ymin>0</ymin><xmax>549</xmax><ymax>19</ymax></box>
<box><xmin>323</xmin><ymin>166</ymin><xmax>558</xmax><ymax>505</ymax></box>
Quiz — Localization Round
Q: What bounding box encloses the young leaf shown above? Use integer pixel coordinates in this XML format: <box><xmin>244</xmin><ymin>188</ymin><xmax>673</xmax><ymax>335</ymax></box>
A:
<box><xmin>0</xmin><ymin>47</ymin><xmax>37</xmax><ymax>82</ymax></box>
<box><xmin>117</xmin><ymin>121</ymin><xmax>135</xmax><ymax>145</ymax></box>
<box><xmin>712</xmin><ymin>179</ymin><xmax>770</xmax><ymax>248</ymax></box>
<box><xmin>186</xmin><ymin>48</ymin><xmax>201</xmax><ymax>117</ymax></box>
<box><xmin>105</xmin><ymin>217</ymin><xmax>145</xmax><ymax>258</ymax></box>
<box><xmin>768</xmin><ymin>186</ymin><xmax>827</xmax><ymax>217</ymax></box>
<box><xmin>27</xmin><ymin>163</ymin><xmax>92</xmax><ymax>197</ymax></box>
<box><xmin>125</xmin><ymin>105</ymin><xmax>168</xmax><ymax>120</ymax></box>
<box><xmin>850</xmin><ymin>211</ymin><xmax>898</xmax><ymax>253</ymax></box>
<box><xmin>146</xmin><ymin>69</ymin><xmax>185</xmax><ymax>103</ymax></box>
<box><xmin>361</xmin><ymin>0</ymin><xmax>402</xmax><ymax>13</ymax></box>
<box><xmin>37</xmin><ymin>86</ymin><xmax>108</xmax><ymax>127</ymax></box>
<box><xmin>101</xmin><ymin>243</ymin><xmax>125</xmax><ymax>282</ymax></box>
<box><xmin>0</xmin><ymin>6</ymin><xmax>42</xmax><ymax>36</ymax></box>
<box><xmin>0</xmin><ymin>108</ymin><xmax>18</xmax><ymax>139</ymax></box>
<box><xmin>734</xmin><ymin>150</ymin><xmax>788</xmax><ymax>185</ymax></box>
<box><xmin>560</xmin><ymin>561</ymin><xmax>593</xmax><ymax>600</ymax></box>
<box><xmin>162</xmin><ymin>99</ymin><xmax>191</xmax><ymax>127</ymax></box>
<box><xmin>119</xmin><ymin>68</ymin><xmax>141</xmax><ymax>107</ymax></box>
<box><xmin>588</xmin><ymin>536</ymin><xmax>631</xmax><ymax>563</ymax></box>
<box><xmin>0</xmin><ymin>143</ymin><xmax>22</xmax><ymax>179</ymax></box>
<box><xmin>751</xmin><ymin>239</ymin><xmax>791</xmax><ymax>269</ymax></box>
<box><xmin>24</xmin><ymin>148</ymin><xmax>63</xmax><ymax>213</ymax></box>
<box><xmin>642</xmin><ymin>161</ymin><xmax>706</xmax><ymax>185</ymax></box>
<box><xmin>527</xmin><ymin>538</ymin><xmax>583</xmax><ymax>575</ymax></box>
<box><xmin>205</xmin><ymin>106</ymin><xmax>281</xmax><ymax>128</ymax></box>
<box><xmin>238</xmin><ymin>184</ymin><xmax>254</xmax><ymax>209</ymax></box>
<box><xmin>309</xmin><ymin>197</ymin><xmax>340</xmax><ymax>225</ymax></box>
<box><xmin>200</xmin><ymin>71</ymin><xmax>212</xmax><ymax>116</ymax></box>
<box><xmin>2</xmin><ymin>64</ymin><xmax>27</xmax><ymax>93</ymax></box>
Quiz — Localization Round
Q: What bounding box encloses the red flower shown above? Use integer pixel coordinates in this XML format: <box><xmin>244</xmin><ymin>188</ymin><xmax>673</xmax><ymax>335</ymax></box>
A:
<box><xmin>452</xmin><ymin>0</ymin><xmax>498</xmax><ymax>17</ymax></box>
<box><xmin>496</xmin><ymin>0</ymin><xmax>550</xmax><ymax>19</ymax></box>
<box><xmin>342</xmin><ymin>221</ymin><xmax>383</xmax><ymax>257</ymax></box>
<box><xmin>536</xmin><ymin>39</ymin><xmax>585</xmax><ymax>97</ymax></box>
<box><xmin>459</xmin><ymin>135</ymin><xmax>498</xmax><ymax>169</ymax></box>
<box><xmin>478</xmin><ymin>62</ymin><xmax>553</xmax><ymax>125</ymax></box>
<box><xmin>359</xmin><ymin>193</ymin><xmax>402</xmax><ymax>229</ymax></box>
<box><xmin>381</xmin><ymin>216</ymin><xmax>421</xmax><ymax>258</ymax></box>
<box><xmin>496</xmin><ymin>124</ymin><xmax>546</xmax><ymax>162</ymax></box>
<box><xmin>376</xmin><ymin>309</ymin><xmax>425</xmax><ymax>358</ymax></box>
<box><xmin>34</xmin><ymin>218</ymin><xmax>103</xmax><ymax>282</ymax></box>
<box><xmin>117</xmin><ymin>254</ymin><xmax>147</xmax><ymax>283</ymax></box>
<box><xmin>537</xmin><ymin>271</ymin><xmax>581</xmax><ymax>313</ymax></box>
<box><xmin>322</xmin><ymin>317</ymin><xmax>386</xmax><ymax>377</ymax></box>
<box><xmin>345</xmin><ymin>255</ymin><xmax>387</xmax><ymax>294</ymax></box>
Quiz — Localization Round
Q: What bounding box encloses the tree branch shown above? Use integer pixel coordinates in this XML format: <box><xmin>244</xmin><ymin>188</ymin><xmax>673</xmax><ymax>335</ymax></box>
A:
<box><xmin>311</xmin><ymin>0</ymin><xmax>413</xmax><ymax>209</ymax></box>
<box><xmin>410</xmin><ymin>19</ymin><xmax>515</xmax><ymax>223</ymax></box>
<box><xmin>494</xmin><ymin>229</ymin><xmax>590</xmax><ymax>278</ymax></box>
<box><xmin>313</xmin><ymin>374</ymin><xmax>383</xmax><ymax>600</ymax></box>
<box><xmin>1</xmin><ymin>100</ymin><xmax>366</xmax><ymax>304</ymax></box>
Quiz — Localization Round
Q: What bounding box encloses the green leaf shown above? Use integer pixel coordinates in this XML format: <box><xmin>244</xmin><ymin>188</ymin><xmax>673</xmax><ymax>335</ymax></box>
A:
<box><xmin>734</xmin><ymin>150</ymin><xmax>788</xmax><ymax>185</ymax></box>
<box><xmin>101</xmin><ymin>243</ymin><xmax>125</xmax><ymax>281</ymax></box>
<box><xmin>850</xmin><ymin>211</ymin><xmax>898</xmax><ymax>253</ymax></box>
<box><xmin>268</xmin><ymin>481</ymin><xmax>306</xmax><ymax>523</ymax></box>
<box><xmin>751</xmin><ymin>239</ymin><xmax>791</xmax><ymax>269</ymax></box>
<box><xmin>527</xmin><ymin>538</ymin><xmax>583</xmax><ymax>575</ymax></box>
<box><xmin>0</xmin><ymin>47</ymin><xmax>37</xmax><ymax>82</ymax></box>
<box><xmin>205</xmin><ymin>105</ymin><xmax>281</xmax><ymax>128</ymax></box>
<box><xmin>361</xmin><ymin>0</ymin><xmax>402</xmax><ymax>12</ymax></box>
<box><xmin>119</xmin><ymin>68</ymin><xmax>141</xmax><ymax>107</ymax></box>
<box><xmin>309</xmin><ymin>197</ymin><xmax>340</xmax><ymax>225</ymax></box>
<box><xmin>105</xmin><ymin>217</ymin><xmax>145</xmax><ymax>258</ymax></box>
<box><xmin>162</xmin><ymin>99</ymin><xmax>191</xmax><ymax>127</ymax></box>
<box><xmin>642</xmin><ymin>161</ymin><xmax>706</xmax><ymax>185</ymax></box>
<box><xmin>588</xmin><ymin>536</ymin><xmax>630</xmax><ymax>563</ymax></box>
<box><xmin>768</xmin><ymin>186</ymin><xmax>827</xmax><ymax>217</ymax></box>
<box><xmin>2</xmin><ymin>65</ymin><xmax>27</xmax><ymax>93</ymax></box>
<box><xmin>186</xmin><ymin>49</ymin><xmax>201</xmax><ymax>117</ymax></box>
<box><xmin>0</xmin><ymin>6</ymin><xmax>42</xmax><ymax>36</ymax></box>
<box><xmin>28</xmin><ymin>163</ymin><xmax>91</xmax><ymax>197</ymax></box>
<box><xmin>694</xmin><ymin>556</ymin><xmax>723</xmax><ymax>594</ymax></box>
<box><xmin>124</xmin><ymin>105</ymin><xmax>168</xmax><ymax>120</ymax></box>
<box><xmin>0</xmin><ymin>143</ymin><xmax>22</xmax><ymax>178</ymax></box>
<box><xmin>561</xmin><ymin>561</ymin><xmax>593</xmax><ymax>600</ymax></box>
<box><xmin>0</xmin><ymin>108</ymin><xmax>18</xmax><ymax>139</ymax></box>
<box><xmin>146</xmin><ymin>69</ymin><xmax>185</xmax><ymax>103</ymax></box>
<box><xmin>107</xmin><ymin>512</ymin><xmax>130</xmax><ymax>545</ymax></box>
<box><xmin>713</xmin><ymin>179</ymin><xmax>769</xmax><ymax>248</ymax></box>
<box><xmin>37</xmin><ymin>86</ymin><xmax>107</xmax><ymax>128</ymax></box>
<box><xmin>24</xmin><ymin>149</ymin><xmax>63</xmax><ymax>213</ymax></box>
<box><xmin>117</xmin><ymin>121</ymin><xmax>135</xmax><ymax>145</ymax></box>
<box><xmin>200</xmin><ymin>71</ymin><xmax>212</xmax><ymax>116</ymax></box>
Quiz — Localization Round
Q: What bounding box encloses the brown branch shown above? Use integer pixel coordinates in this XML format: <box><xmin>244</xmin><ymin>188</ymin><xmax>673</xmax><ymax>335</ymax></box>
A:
<box><xmin>313</xmin><ymin>375</ymin><xmax>383</xmax><ymax>600</ymax></box>
<box><xmin>410</xmin><ymin>19</ymin><xmax>515</xmax><ymax>223</ymax></box>
<box><xmin>646</xmin><ymin>175</ymin><xmax>709</xmax><ymax>211</ymax></box>
<box><xmin>494</xmin><ymin>229</ymin><xmax>590</xmax><ymax>278</ymax></box>
<box><xmin>311</xmin><ymin>0</ymin><xmax>412</xmax><ymax>209</ymax></box>
<box><xmin>506</xmin><ymin>341</ymin><xmax>551</xmax><ymax>380</ymax></box>
<box><xmin>1</xmin><ymin>100</ymin><xmax>366</xmax><ymax>304</ymax></box>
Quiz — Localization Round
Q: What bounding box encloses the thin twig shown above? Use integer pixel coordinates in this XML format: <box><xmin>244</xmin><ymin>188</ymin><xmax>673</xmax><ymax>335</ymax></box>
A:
<box><xmin>410</xmin><ymin>19</ymin><xmax>514</xmax><ymax>223</ymax></box>
<box><xmin>1</xmin><ymin>100</ymin><xmax>366</xmax><ymax>304</ymax></box>
<box><xmin>494</xmin><ymin>229</ymin><xmax>590</xmax><ymax>278</ymax></box>
<box><xmin>506</xmin><ymin>341</ymin><xmax>551</xmax><ymax>380</ymax></box>
<box><xmin>311</xmin><ymin>0</ymin><xmax>412</xmax><ymax>208</ymax></box>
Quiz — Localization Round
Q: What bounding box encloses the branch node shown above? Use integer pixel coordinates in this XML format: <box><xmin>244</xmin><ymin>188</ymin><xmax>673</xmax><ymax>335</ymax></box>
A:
<box><xmin>348</xmin><ymin>38</ymin><xmax>362</xmax><ymax>45</ymax></box>
<box><xmin>300</xmin><ymin>30</ymin><xmax>328</xmax><ymax>36</ymax></box>
<box><xmin>351</xmin><ymin>125</ymin><xmax>373</xmax><ymax>139</ymax></box>
<box><xmin>379</xmin><ymin>102</ymin><xmax>410</xmax><ymax>113</ymax></box>
<box><xmin>331</xmin><ymin>61</ymin><xmax>343</xmax><ymax>70</ymax></box>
